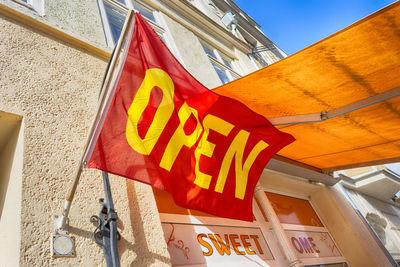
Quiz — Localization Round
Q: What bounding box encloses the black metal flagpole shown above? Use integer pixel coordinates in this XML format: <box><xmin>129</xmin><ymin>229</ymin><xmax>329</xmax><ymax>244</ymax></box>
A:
<box><xmin>91</xmin><ymin>172</ymin><xmax>120</xmax><ymax>267</ymax></box>
<box><xmin>103</xmin><ymin>171</ymin><xmax>120</xmax><ymax>267</ymax></box>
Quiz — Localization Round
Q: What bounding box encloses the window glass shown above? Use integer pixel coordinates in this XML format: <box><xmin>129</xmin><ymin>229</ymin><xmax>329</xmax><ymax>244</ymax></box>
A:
<box><xmin>212</xmin><ymin>64</ymin><xmax>230</xmax><ymax>84</ymax></box>
<box><xmin>264</xmin><ymin>192</ymin><xmax>324</xmax><ymax>227</ymax></box>
<box><xmin>12</xmin><ymin>0</ymin><xmax>42</xmax><ymax>13</ymax></box>
<box><xmin>103</xmin><ymin>1</ymin><xmax>126</xmax><ymax>44</ymax></box>
<box><xmin>132</xmin><ymin>2</ymin><xmax>156</xmax><ymax>22</ymax></box>
<box><xmin>200</xmin><ymin>41</ymin><xmax>240</xmax><ymax>84</ymax></box>
<box><xmin>157</xmin><ymin>33</ymin><xmax>166</xmax><ymax>44</ymax></box>
<box><xmin>229</xmin><ymin>70</ymin><xmax>239</xmax><ymax>81</ymax></box>
<box><xmin>100</xmin><ymin>0</ymin><xmax>167</xmax><ymax>48</ymax></box>
<box><xmin>221</xmin><ymin>57</ymin><xmax>232</xmax><ymax>69</ymax></box>
<box><xmin>202</xmin><ymin>45</ymin><xmax>217</xmax><ymax>60</ymax></box>
<box><xmin>249</xmin><ymin>53</ymin><xmax>262</xmax><ymax>69</ymax></box>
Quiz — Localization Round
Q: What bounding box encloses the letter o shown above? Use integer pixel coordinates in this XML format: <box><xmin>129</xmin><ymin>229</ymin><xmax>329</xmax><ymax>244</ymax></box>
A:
<box><xmin>291</xmin><ymin>237</ymin><xmax>303</xmax><ymax>254</ymax></box>
<box><xmin>126</xmin><ymin>68</ymin><xmax>175</xmax><ymax>155</ymax></box>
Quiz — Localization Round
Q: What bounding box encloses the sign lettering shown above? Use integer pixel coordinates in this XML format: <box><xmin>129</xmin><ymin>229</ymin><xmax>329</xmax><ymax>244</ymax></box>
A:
<box><xmin>162</xmin><ymin>223</ymin><xmax>273</xmax><ymax>265</ymax></box>
<box><xmin>126</xmin><ymin>69</ymin><xmax>269</xmax><ymax>199</ymax></box>
<box><xmin>286</xmin><ymin>230</ymin><xmax>341</xmax><ymax>259</ymax></box>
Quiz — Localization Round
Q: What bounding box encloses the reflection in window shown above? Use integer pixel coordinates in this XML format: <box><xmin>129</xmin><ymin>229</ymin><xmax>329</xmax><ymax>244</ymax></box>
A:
<box><xmin>12</xmin><ymin>0</ymin><xmax>42</xmax><ymax>13</ymax></box>
<box><xmin>103</xmin><ymin>1</ymin><xmax>126</xmax><ymax>44</ymax></box>
<box><xmin>221</xmin><ymin>58</ymin><xmax>232</xmax><ymax>69</ymax></box>
<box><xmin>132</xmin><ymin>2</ymin><xmax>156</xmax><ymax>22</ymax></box>
<box><xmin>200</xmin><ymin>41</ymin><xmax>240</xmax><ymax>84</ymax></box>
<box><xmin>212</xmin><ymin>64</ymin><xmax>230</xmax><ymax>84</ymax></box>
<box><xmin>202</xmin><ymin>45</ymin><xmax>217</xmax><ymax>60</ymax></box>
<box><xmin>263</xmin><ymin>192</ymin><xmax>324</xmax><ymax>227</ymax></box>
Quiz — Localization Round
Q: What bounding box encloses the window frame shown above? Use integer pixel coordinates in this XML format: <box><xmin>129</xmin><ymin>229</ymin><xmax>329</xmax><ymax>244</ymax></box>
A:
<box><xmin>261</xmin><ymin>189</ymin><xmax>348</xmax><ymax>266</ymax></box>
<box><xmin>200</xmin><ymin>40</ymin><xmax>241</xmax><ymax>84</ymax></box>
<box><xmin>249</xmin><ymin>53</ymin><xmax>262</xmax><ymax>70</ymax></box>
<box><xmin>12</xmin><ymin>0</ymin><xmax>43</xmax><ymax>14</ymax></box>
<box><xmin>98</xmin><ymin>0</ymin><xmax>167</xmax><ymax>47</ymax></box>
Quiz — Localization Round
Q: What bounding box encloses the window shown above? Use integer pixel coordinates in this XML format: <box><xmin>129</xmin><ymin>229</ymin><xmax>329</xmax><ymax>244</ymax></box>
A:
<box><xmin>102</xmin><ymin>1</ymin><xmax>126</xmax><ymax>45</ymax></box>
<box><xmin>152</xmin><ymin>188</ymin><xmax>277</xmax><ymax>266</ymax></box>
<box><xmin>12</xmin><ymin>0</ymin><xmax>42</xmax><ymax>14</ymax></box>
<box><xmin>200</xmin><ymin>41</ymin><xmax>241</xmax><ymax>84</ymax></box>
<box><xmin>99</xmin><ymin>0</ymin><xmax>166</xmax><ymax>47</ymax></box>
<box><xmin>259</xmin><ymin>192</ymin><xmax>347</xmax><ymax>266</ymax></box>
<box><xmin>249</xmin><ymin>53</ymin><xmax>263</xmax><ymax>70</ymax></box>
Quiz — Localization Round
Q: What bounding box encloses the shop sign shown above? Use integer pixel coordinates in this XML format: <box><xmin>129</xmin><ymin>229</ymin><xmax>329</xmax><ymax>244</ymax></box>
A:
<box><xmin>285</xmin><ymin>230</ymin><xmax>342</xmax><ymax>258</ymax></box>
<box><xmin>162</xmin><ymin>223</ymin><xmax>274</xmax><ymax>266</ymax></box>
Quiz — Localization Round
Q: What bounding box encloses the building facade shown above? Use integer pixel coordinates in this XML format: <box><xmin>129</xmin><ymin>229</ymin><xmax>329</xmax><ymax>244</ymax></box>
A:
<box><xmin>339</xmin><ymin>163</ymin><xmax>400</xmax><ymax>264</ymax></box>
<box><xmin>0</xmin><ymin>0</ymin><xmax>394</xmax><ymax>266</ymax></box>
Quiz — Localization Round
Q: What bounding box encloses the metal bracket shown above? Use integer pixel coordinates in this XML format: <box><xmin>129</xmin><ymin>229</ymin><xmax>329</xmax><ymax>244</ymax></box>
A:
<box><xmin>90</xmin><ymin>172</ymin><xmax>121</xmax><ymax>267</ymax></box>
<box><xmin>91</xmin><ymin>198</ymin><xmax>120</xmax><ymax>249</ymax></box>
<box><xmin>55</xmin><ymin>214</ymin><xmax>69</xmax><ymax>235</ymax></box>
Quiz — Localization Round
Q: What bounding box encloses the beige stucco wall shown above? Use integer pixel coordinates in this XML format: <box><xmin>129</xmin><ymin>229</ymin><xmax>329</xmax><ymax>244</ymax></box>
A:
<box><xmin>160</xmin><ymin>10</ymin><xmax>256</xmax><ymax>89</ymax></box>
<box><xmin>0</xmin><ymin>14</ymin><xmax>170</xmax><ymax>266</ymax></box>
<box><xmin>161</xmin><ymin>12</ymin><xmax>222</xmax><ymax>89</ymax></box>
<box><xmin>1</xmin><ymin>0</ymin><xmax>108</xmax><ymax>49</ymax></box>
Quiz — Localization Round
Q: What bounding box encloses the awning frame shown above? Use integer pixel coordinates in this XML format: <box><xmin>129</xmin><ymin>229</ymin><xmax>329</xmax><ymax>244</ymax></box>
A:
<box><xmin>266</xmin><ymin>158</ymin><xmax>339</xmax><ymax>186</ymax></box>
<box><xmin>268</xmin><ymin>86</ymin><xmax>400</xmax><ymax>125</ymax></box>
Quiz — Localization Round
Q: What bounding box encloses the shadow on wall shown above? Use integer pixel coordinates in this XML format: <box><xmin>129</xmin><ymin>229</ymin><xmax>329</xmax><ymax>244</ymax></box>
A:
<box><xmin>0</xmin><ymin>111</ymin><xmax>23</xmax><ymax>219</ymax></box>
<box><xmin>125</xmin><ymin>179</ymin><xmax>171</xmax><ymax>266</ymax></box>
<box><xmin>68</xmin><ymin>179</ymin><xmax>171</xmax><ymax>265</ymax></box>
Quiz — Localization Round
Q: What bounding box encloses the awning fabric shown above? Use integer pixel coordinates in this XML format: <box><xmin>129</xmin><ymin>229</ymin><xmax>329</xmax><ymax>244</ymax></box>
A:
<box><xmin>214</xmin><ymin>2</ymin><xmax>400</xmax><ymax>172</ymax></box>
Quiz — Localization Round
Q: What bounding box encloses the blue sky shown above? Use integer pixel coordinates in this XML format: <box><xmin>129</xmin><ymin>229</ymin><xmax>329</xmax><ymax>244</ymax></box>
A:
<box><xmin>234</xmin><ymin>0</ymin><xmax>397</xmax><ymax>55</ymax></box>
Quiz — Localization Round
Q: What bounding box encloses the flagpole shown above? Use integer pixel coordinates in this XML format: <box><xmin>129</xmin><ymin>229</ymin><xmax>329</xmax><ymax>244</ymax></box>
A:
<box><xmin>55</xmin><ymin>9</ymin><xmax>135</xmax><ymax>234</ymax></box>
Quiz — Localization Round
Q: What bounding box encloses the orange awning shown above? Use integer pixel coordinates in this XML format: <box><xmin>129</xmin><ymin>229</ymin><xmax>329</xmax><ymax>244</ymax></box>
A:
<box><xmin>215</xmin><ymin>2</ymin><xmax>400</xmax><ymax>172</ymax></box>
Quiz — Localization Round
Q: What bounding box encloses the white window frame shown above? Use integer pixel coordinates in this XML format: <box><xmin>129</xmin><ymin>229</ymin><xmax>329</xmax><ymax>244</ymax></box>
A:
<box><xmin>12</xmin><ymin>0</ymin><xmax>43</xmax><ymax>15</ymax></box>
<box><xmin>98</xmin><ymin>0</ymin><xmax>168</xmax><ymax>48</ymax></box>
<box><xmin>200</xmin><ymin>40</ymin><xmax>241</xmax><ymax>84</ymax></box>
<box><xmin>262</xmin><ymin>189</ymin><xmax>348</xmax><ymax>266</ymax></box>
<box><xmin>249</xmin><ymin>53</ymin><xmax>262</xmax><ymax>70</ymax></box>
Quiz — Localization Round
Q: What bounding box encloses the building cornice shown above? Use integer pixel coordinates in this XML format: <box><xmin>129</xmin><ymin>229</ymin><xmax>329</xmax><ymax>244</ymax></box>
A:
<box><xmin>142</xmin><ymin>0</ymin><xmax>251</xmax><ymax>56</ymax></box>
<box><xmin>340</xmin><ymin>170</ymin><xmax>400</xmax><ymax>207</ymax></box>
<box><xmin>212</xmin><ymin>0</ymin><xmax>274</xmax><ymax>45</ymax></box>
<box><xmin>340</xmin><ymin>169</ymin><xmax>400</xmax><ymax>187</ymax></box>
<box><xmin>0</xmin><ymin>0</ymin><xmax>253</xmax><ymax>63</ymax></box>
<box><xmin>222</xmin><ymin>0</ymin><xmax>260</xmax><ymax>28</ymax></box>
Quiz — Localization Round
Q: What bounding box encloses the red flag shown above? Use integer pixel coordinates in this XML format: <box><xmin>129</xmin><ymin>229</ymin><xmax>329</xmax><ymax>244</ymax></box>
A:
<box><xmin>87</xmin><ymin>13</ymin><xmax>294</xmax><ymax>221</ymax></box>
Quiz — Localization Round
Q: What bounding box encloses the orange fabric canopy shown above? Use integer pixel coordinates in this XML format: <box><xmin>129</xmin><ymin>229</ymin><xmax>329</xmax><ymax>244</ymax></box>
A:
<box><xmin>214</xmin><ymin>2</ymin><xmax>400</xmax><ymax>172</ymax></box>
